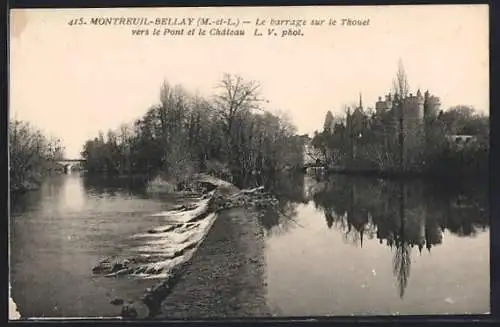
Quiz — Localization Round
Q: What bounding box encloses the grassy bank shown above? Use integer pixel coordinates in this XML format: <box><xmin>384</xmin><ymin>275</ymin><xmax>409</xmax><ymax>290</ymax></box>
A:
<box><xmin>157</xmin><ymin>207</ymin><xmax>270</xmax><ymax>319</ymax></box>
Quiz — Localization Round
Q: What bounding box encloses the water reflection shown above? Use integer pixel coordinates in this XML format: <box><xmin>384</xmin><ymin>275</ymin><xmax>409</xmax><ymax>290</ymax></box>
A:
<box><xmin>10</xmin><ymin>171</ymin><xmax>489</xmax><ymax>317</ymax></box>
<box><xmin>82</xmin><ymin>174</ymin><xmax>150</xmax><ymax>198</ymax></box>
<box><xmin>256</xmin><ymin>172</ymin><xmax>308</xmax><ymax>236</ymax></box>
<box><xmin>58</xmin><ymin>175</ymin><xmax>86</xmax><ymax>212</ymax></box>
<box><xmin>259</xmin><ymin>173</ymin><xmax>489</xmax><ymax>301</ymax></box>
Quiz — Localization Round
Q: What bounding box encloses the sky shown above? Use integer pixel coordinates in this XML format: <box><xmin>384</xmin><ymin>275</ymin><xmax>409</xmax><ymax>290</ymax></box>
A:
<box><xmin>10</xmin><ymin>5</ymin><xmax>489</xmax><ymax>158</ymax></box>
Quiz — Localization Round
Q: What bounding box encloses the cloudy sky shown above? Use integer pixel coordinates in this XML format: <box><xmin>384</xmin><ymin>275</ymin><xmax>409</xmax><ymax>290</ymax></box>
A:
<box><xmin>10</xmin><ymin>5</ymin><xmax>489</xmax><ymax>158</ymax></box>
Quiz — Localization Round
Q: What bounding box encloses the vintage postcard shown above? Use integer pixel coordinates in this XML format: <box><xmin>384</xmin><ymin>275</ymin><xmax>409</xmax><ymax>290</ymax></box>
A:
<box><xmin>9</xmin><ymin>4</ymin><xmax>489</xmax><ymax>320</ymax></box>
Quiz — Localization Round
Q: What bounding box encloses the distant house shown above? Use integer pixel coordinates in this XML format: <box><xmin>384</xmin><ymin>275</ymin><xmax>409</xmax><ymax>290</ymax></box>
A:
<box><xmin>445</xmin><ymin>134</ymin><xmax>478</xmax><ymax>149</ymax></box>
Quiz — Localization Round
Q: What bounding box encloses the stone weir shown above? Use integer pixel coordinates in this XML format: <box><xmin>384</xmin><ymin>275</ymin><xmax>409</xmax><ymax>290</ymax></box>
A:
<box><xmin>91</xmin><ymin>173</ymin><xmax>279</xmax><ymax>319</ymax></box>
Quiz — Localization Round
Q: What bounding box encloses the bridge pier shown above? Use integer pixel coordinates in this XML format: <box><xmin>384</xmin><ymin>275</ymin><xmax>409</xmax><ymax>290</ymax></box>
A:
<box><xmin>56</xmin><ymin>159</ymin><xmax>85</xmax><ymax>173</ymax></box>
<box><xmin>64</xmin><ymin>164</ymin><xmax>72</xmax><ymax>174</ymax></box>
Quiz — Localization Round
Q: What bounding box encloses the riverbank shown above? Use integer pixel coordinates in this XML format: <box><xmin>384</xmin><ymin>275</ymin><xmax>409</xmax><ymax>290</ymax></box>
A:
<box><xmin>10</xmin><ymin>170</ymin><xmax>69</xmax><ymax>194</ymax></box>
<box><xmin>10</xmin><ymin>180</ymin><xmax>41</xmax><ymax>193</ymax></box>
<box><xmin>157</xmin><ymin>207</ymin><xmax>270</xmax><ymax>318</ymax></box>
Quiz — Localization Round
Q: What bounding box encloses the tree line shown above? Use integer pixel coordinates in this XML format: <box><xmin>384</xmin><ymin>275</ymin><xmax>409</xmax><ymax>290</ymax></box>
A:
<box><xmin>310</xmin><ymin>62</ymin><xmax>489</xmax><ymax>176</ymax></box>
<box><xmin>80</xmin><ymin>74</ymin><xmax>305</xmax><ymax>188</ymax></box>
<box><xmin>9</xmin><ymin>120</ymin><xmax>65</xmax><ymax>192</ymax></box>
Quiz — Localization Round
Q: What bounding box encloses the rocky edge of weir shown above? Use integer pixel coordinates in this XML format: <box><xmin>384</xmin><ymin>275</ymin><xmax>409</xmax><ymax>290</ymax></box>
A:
<box><xmin>91</xmin><ymin>173</ymin><xmax>278</xmax><ymax>319</ymax></box>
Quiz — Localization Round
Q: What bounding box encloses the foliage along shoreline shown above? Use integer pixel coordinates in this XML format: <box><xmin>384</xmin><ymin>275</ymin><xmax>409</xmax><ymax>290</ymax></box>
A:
<box><xmin>306</xmin><ymin>107</ymin><xmax>489</xmax><ymax>180</ymax></box>
<box><xmin>10</xmin><ymin>65</ymin><xmax>489</xmax><ymax>194</ymax></box>
<box><xmin>80</xmin><ymin>74</ymin><xmax>304</xmax><ymax>190</ymax></box>
<box><xmin>80</xmin><ymin>70</ymin><xmax>488</xmax><ymax>190</ymax></box>
<box><xmin>308</xmin><ymin>61</ymin><xmax>488</xmax><ymax>180</ymax></box>
<box><xmin>9</xmin><ymin>120</ymin><xmax>65</xmax><ymax>193</ymax></box>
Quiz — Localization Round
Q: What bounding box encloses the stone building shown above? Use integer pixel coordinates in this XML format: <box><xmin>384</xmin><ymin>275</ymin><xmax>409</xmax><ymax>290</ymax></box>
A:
<box><xmin>345</xmin><ymin>93</ymin><xmax>370</xmax><ymax>161</ymax></box>
<box><xmin>374</xmin><ymin>89</ymin><xmax>441</xmax><ymax>167</ymax></box>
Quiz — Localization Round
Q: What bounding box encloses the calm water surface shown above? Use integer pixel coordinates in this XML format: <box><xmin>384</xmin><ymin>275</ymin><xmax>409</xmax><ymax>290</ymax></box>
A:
<box><xmin>10</xmin><ymin>172</ymin><xmax>490</xmax><ymax>318</ymax></box>
<box><xmin>261</xmin><ymin>174</ymin><xmax>489</xmax><ymax>316</ymax></box>
<box><xmin>10</xmin><ymin>173</ymin><xmax>180</xmax><ymax>318</ymax></box>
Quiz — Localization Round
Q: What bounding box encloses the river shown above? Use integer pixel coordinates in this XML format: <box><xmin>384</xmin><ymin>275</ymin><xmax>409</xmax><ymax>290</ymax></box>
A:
<box><xmin>9</xmin><ymin>172</ymin><xmax>490</xmax><ymax>318</ymax></box>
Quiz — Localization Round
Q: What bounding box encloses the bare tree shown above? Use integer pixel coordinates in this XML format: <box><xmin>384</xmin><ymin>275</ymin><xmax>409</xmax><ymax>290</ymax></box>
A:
<box><xmin>392</xmin><ymin>59</ymin><xmax>410</xmax><ymax>170</ymax></box>
<box><xmin>213</xmin><ymin>74</ymin><xmax>264</xmax><ymax>168</ymax></box>
<box><xmin>80</xmin><ymin>74</ymin><xmax>305</xmax><ymax>186</ymax></box>
<box><xmin>392</xmin><ymin>58</ymin><xmax>410</xmax><ymax>99</ymax></box>
<box><xmin>158</xmin><ymin>80</ymin><xmax>192</xmax><ymax>175</ymax></box>
<box><xmin>273</xmin><ymin>109</ymin><xmax>297</xmax><ymax>137</ymax></box>
<box><xmin>213</xmin><ymin>73</ymin><xmax>264</xmax><ymax>130</ymax></box>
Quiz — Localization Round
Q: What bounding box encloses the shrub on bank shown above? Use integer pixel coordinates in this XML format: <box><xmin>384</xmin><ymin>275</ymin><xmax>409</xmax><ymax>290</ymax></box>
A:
<box><xmin>9</xmin><ymin>120</ymin><xmax>65</xmax><ymax>192</ymax></box>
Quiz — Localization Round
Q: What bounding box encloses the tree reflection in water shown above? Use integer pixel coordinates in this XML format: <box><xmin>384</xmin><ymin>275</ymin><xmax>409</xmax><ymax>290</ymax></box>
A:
<box><xmin>82</xmin><ymin>171</ymin><xmax>488</xmax><ymax>298</ymax></box>
<box><xmin>258</xmin><ymin>172</ymin><xmax>489</xmax><ymax>298</ymax></box>
<box><xmin>393</xmin><ymin>182</ymin><xmax>411</xmax><ymax>298</ymax></box>
<box><xmin>251</xmin><ymin>172</ymin><xmax>308</xmax><ymax>236</ymax></box>
<box><xmin>82</xmin><ymin>173</ymin><xmax>150</xmax><ymax>198</ymax></box>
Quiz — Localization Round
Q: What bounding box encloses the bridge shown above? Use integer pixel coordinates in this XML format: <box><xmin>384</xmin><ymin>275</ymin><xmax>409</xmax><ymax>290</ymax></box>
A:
<box><xmin>55</xmin><ymin>159</ymin><xmax>86</xmax><ymax>172</ymax></box>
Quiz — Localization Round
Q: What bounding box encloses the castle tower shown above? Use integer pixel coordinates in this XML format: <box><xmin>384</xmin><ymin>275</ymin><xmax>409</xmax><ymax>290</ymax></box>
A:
<box><xmin>400</xmin><ymin>91</ymin><xmax>424</xmax><ymax>123</ymax></box>
<box><xmin>418</xmin><ymin>89</ymin><xmax>425</xmax><ymax>119</ymax></box>
<box><xmin>408</xmin><ymin>89</ymin><xmax>425</xmax><ymax>121</ymax></box>
<box><xmin>392</xmin><ymin>90</ymin><xmax>425</xmax><ymax>169</ymax></box>
<box><xmin>424</xmin><ymin>90</ymin><xmax>440</xmax><ymax>119</ymax></box>
<box><xmin>375</xmin><ymin>93</ymin><xmax>393</xmax><ymax>114</ymax></box>
<box><xmin>376</xmin><ymin>96</ymin><xmax>384</xmax><ymax>114</ymax></box>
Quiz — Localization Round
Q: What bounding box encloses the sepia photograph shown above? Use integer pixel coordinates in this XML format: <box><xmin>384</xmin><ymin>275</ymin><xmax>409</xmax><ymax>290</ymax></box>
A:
<box><xmin>9</xmin><ymin>4</ymin><xmax>489</xmax><ymax>320</ymax></box>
